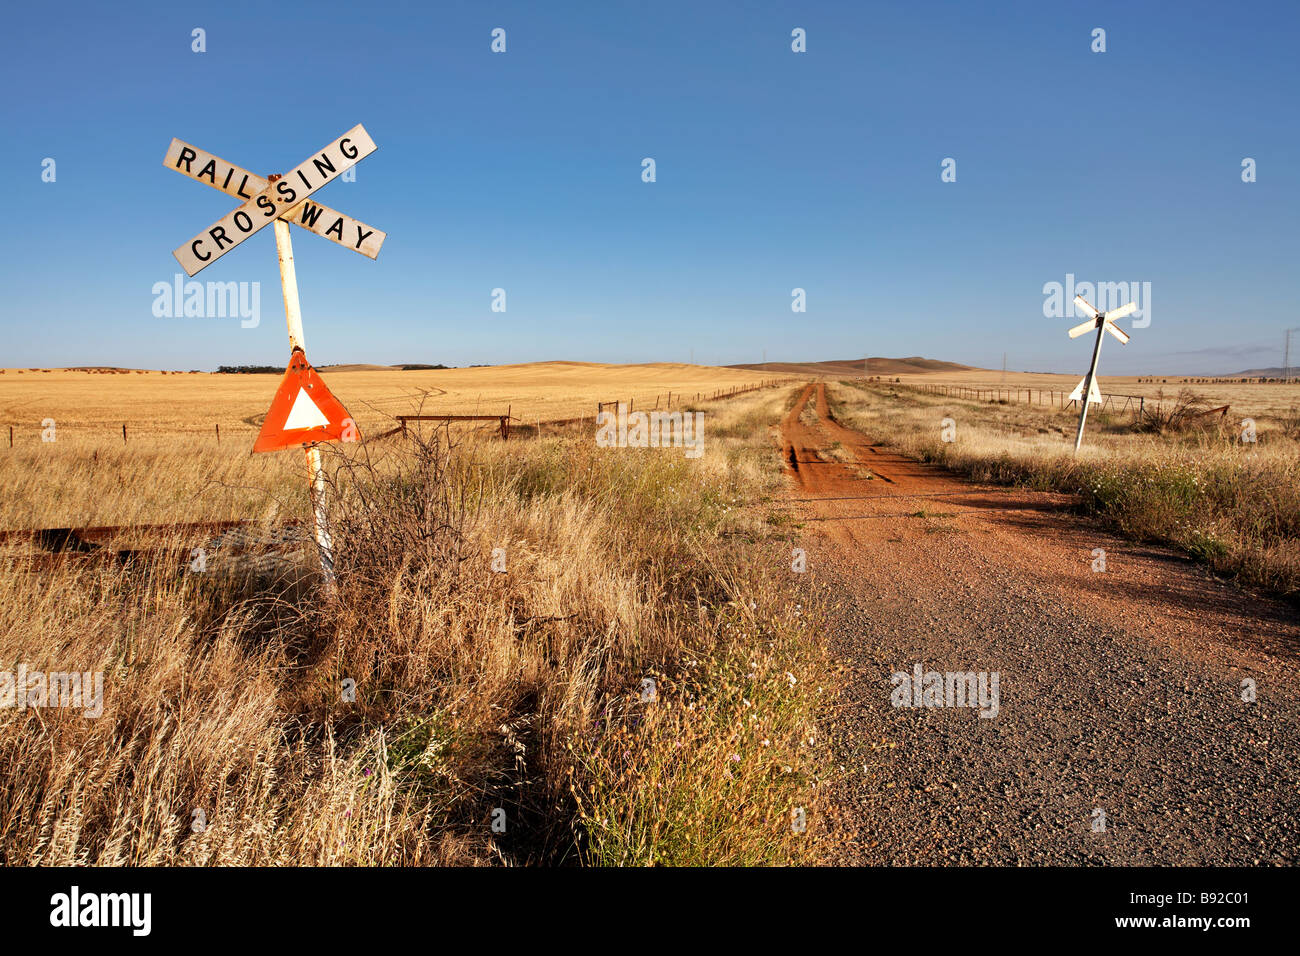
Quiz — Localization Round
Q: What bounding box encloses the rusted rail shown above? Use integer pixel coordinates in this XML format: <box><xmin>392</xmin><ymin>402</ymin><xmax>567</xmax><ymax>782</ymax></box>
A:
<box><xmin>0</xmin><ymin>519</ymin><xmax>297</xmax><ymax>548</ymax></box>
<box><xmin>0</xmin><ymin>519</ymin><xmax>304</xmax><ymax>572</ymax></box>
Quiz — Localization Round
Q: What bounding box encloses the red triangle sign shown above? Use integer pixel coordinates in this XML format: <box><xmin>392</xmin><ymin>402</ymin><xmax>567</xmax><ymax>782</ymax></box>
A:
<box><xmin>253</xmin><ymin>350</ymin><xmax>360</xmax><ymax>452</ymax></box>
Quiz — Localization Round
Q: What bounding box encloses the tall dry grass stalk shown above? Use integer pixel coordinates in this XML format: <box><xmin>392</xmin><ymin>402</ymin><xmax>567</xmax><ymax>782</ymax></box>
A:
<box><xmin>0</xmin><ymin>386</ymin><xmax>829</xmax><ymax>866</ymax></box>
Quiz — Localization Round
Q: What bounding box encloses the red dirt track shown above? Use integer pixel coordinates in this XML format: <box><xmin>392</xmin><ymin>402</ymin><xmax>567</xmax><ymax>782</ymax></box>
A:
<box><xmin>782</xmin><ymin>383</ymin><xmax>1300</xmax><ymax>864</ymax></box>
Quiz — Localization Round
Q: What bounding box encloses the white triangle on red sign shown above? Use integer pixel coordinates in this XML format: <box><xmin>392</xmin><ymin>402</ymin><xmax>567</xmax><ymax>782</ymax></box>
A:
<box><xmin>284</xmin><ymin>387</ymin><xmax>330</xmax><ymax>430</ymax></box>
<box><xmin>253</xmin><ymin>350</ymin><xmax>360</xmax><ymax>453</ymax></box>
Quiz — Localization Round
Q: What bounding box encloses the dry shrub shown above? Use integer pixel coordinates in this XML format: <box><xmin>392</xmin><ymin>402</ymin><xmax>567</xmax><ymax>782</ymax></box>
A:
<box><xmin>1135</xmin><ymin>388</ymin><xmax>1225</xmax><ymax>435</ymax></box>
<box><xmin>1280</xmin><ymin>406</ymin><xmax>1300</xmax><ymax>442</ymax></box>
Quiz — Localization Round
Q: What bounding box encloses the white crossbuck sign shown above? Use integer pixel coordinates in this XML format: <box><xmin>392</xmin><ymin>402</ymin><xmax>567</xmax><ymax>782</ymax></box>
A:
<box><xmin>165</xmin><ymin>124</ymin><xmax>383</xmax><ymax>276</ymax></box>
<box><xmin>1067</xmin><ymin>294</ymin><xmax>1139</xmax><ymax>452</ymax></box>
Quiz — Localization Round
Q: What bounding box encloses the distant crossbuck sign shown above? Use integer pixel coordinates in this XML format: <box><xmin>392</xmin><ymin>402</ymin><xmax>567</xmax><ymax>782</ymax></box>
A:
<box><xmin>1067</xmin><ymin>294</ymin><xmax>1139</xmax><ymax>452</ymax></box>
<box><xmin>166</xmin><ymin>124</ymin><xmax>380</xmax><ymax>276</ymax></box>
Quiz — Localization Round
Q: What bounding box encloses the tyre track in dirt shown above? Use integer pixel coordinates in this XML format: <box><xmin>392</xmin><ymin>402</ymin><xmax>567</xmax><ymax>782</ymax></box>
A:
<box><xmin>783</xmin><ymin>383</ymin><xmax>1300</xmax><ymax>864</ymax></box>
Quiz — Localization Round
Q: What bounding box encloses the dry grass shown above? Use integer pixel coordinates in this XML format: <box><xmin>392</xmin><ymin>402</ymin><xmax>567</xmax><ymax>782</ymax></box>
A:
<box><xmin>830</xmin><ymin>381</ymin><xmax>1300</xmax><ymax>601</ymax></box>
<box><xmin>0</xmin><ymin>384</ymin><xmax>829</xmax><ymax>866</ymax></box>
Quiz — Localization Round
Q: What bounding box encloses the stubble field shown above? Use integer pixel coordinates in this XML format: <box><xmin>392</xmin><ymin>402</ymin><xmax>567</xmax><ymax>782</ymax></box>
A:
<box><xmin>0</xmin><ymin>362</ymin><xmax>781</xmax><ymax>528</ymax></box>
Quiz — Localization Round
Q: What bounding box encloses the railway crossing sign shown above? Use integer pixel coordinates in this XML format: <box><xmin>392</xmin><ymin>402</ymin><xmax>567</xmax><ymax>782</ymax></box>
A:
<box><xmin>163</xmin><ymin>137</ymin><xmax>386</xmax><ymax>263</ymax></box>
<box><xmin>168</xmin><ymin>125</ymin><xmax>378</xmax><ymax>276</ymax></box>
<box><xmin>1067</xmin><ymin>294</ymin><xmax>1138</xmax><ymax>453</ymax></box>
<box><xmin>163</xmin><ymin>124</ymin><xmax>386</xmax><ymax>587</ymax></box>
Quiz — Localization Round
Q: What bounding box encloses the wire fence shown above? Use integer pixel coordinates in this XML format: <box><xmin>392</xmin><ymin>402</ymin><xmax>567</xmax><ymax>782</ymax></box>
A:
<box><xmin>910</xmin><ymin>383</ymin><xmax>1154</xmax><ymax>420</ymax></box>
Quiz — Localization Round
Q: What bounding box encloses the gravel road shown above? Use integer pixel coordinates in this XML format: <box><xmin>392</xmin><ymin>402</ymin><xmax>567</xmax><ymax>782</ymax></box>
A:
<box><xmin>783</xmin><ymin>383</ymin><xmax>1300</xmax><ymax>865</ymax></box>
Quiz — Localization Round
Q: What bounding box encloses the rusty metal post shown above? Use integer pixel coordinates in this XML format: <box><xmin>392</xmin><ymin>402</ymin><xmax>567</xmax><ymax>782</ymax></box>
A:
<box><xmin>122</xmin><ymin>424</ymin><xmax>127</xmax><ymax>443</ymax></box>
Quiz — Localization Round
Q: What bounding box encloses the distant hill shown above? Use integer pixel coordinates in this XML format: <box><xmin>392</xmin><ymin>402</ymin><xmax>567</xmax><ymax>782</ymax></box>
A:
<box><xmin>729</xmin><ymin>356</ymin><xmax>977</xmax><ymax>376</ymax></box>
<box><xmin>1224</xmin><ymin>366</ymin><xmax>1287</xmax><ymax>378</ymax></box>
<box><xmin>318</xmin><ymin>363</ymin><xmax>453</xmax><ymax>372</ymax></box>
<box><xmin>216</xmin><ymin>365</ymin><xmax>282</xmax><ymax>374</ymax></box>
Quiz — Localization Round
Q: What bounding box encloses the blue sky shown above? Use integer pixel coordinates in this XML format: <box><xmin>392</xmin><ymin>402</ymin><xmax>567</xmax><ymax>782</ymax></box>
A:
<box><xmin>2</xmin><ymin>0</ymin><xmax>1297</xmax><ymax>374</ymax></box>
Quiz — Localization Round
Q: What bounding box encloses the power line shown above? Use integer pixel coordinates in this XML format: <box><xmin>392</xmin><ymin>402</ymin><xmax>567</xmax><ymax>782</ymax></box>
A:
<box><xmin>1285</xmin><ymin>328</ymin><xmax>1300</xmax><ymax>383</ymax></box>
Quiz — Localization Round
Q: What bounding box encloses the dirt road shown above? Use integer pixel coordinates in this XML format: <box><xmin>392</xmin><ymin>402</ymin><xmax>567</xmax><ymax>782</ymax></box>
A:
<box><xmin>783</xmin><ymin>383</ymin><xmax>1300</xmax><ymax>864</ymax></box>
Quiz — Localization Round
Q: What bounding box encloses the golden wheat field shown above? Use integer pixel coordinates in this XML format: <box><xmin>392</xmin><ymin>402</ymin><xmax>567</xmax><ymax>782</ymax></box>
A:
<box><xmin>0</xmin><ymin>362</ymin><xmax>775</xmax><ymax>440</ymax></box>
<box><xmin>0</xmin><ymin>362</ymin><xmax>784</xmax><ymax>529</ymax></box>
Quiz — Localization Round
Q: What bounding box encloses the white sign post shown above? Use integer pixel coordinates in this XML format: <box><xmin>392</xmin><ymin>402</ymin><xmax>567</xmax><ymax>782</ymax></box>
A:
<box><xmin>164</xmin><ymin>125</ymin><xmax>385</xmax><ymax>587</ymax></box>
<box><xmin>1067</xmin><ymin>294</ymin><xmax>1137</xmax><ymax>453</ymax></box>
